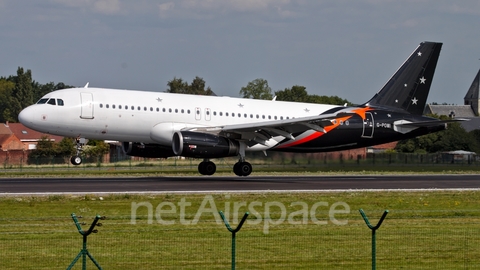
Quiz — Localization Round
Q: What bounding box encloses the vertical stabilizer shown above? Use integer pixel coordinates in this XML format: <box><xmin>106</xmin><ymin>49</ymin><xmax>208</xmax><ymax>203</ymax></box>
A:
<box><xmin>464</xmin><ymin>69</ymin><xmax>480</xmax><ymax>115</ymax></box>
<box><xmin>365</xmin><ymin>42</ymin><xmax>442</xmax><ymax>115</ymax></box>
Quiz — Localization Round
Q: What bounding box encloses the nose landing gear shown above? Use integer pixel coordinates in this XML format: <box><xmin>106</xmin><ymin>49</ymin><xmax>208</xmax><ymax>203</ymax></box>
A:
<box><xmin>70</xmin><ymin>156</ymin><xmax>82</xmax><ymax>166</ymax></box>
<box><xmin>70</xmin><ymin>137</ymin><xmax>86</xmax><ymax>166</ymax></box>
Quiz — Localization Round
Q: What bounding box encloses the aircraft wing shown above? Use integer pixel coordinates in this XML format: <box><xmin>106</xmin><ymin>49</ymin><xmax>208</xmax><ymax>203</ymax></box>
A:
<box><xmin>185</xmin><ymin>111</ymin><xmax>356</xmax><ymax>144</ymax></box>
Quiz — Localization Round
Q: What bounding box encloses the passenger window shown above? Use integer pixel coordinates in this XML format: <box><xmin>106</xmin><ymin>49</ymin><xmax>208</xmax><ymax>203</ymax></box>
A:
<box><xmin>131</xmin><ymin>106</ymin><xmax>134</xmax><ymax>110</ymax></box>
<box><xmin>125</xmin><ymin>105</ymin><xmax>128</xmax><ymax>110</ymax></box>
<box><xmin>226</xmin><ymin>112</ymin><xmax>229</xmax><ymax>116</ymax></box>
<box><xmin>214</xmin><ymin>111</ymin><xmax>217</xmax><ymax>116</ymax></box>
<box><xmin>137</xmin><ymin>106</ymin><xmax>141</xmax><ymax>110</ymax></box>
<box><xmin>119</xmin><ymin>105</ymin><xmax>122</xmax><ymax>109</ymax></box>
<box><xmin>181</xmin><ymin>109</ymin><xmax>184</xmax><ymax>113</ymax></box>
<box><xmin>219</xmin><ymin>112</ymin><xmax>223</xmax><ymax>116</ymax></box>
<box><xmin>187</xmin><ymin>109</ymin><xmax>191</xmax><ymax>114</ymax></box>
<box><xmin>156</xmin><ymin>108</ymin><xmax>159</xmax><ymax>112</ymax></box>
<box><xmin>57</xmin><ymin>99</ymin><xmax>64</xmax><ymax>106</ymax></box>
<box><xmin>37</xmin><ymin>98</ymin><xmax>48</xmax><ymax>104</ymax></box>
<box><xmin>150</xmin><ymin>107</ymin><xmax>153</xmax><ymax>111</ymax></box>
<box><xmin>238</xmin><ymin>113</ymin><xmax>241</xmax><ymax>117</ymax></box>
<box><xmin>99</xmin><ymin>104</ymin><xmax>103</xmax><ymax>108</ymax></box>
<box><xmin>144</xmin><ymin>107</ymin><xmax>147</xmax><ymax>111</ymax></box>
<box><xmin>112</xmin><ymin>104</ymin><xmax>116</xmax><ymax>109</ymax></box>
<box><xmin>169</xmin><ymin>108</ymin><xmax>172</xmax><ymax>113</ymax></box>
<box><xmin>47</xmin><ymin>98</ymin><xmax>56</xmax><ymax>105</ymax></box>
<box><xmin>162</xmin><ymin>108</ymin><xmax>166</xmax><ymax>112</ymax></box>
<box><xmin>175</xmin><ymin>109</ymin><xmax>178</xmax><ymax>113</ymax></box>
<box><xmin>106</xmin><ymin>104</ymin><xmax>109</xmax><ymax>109</ymax></box>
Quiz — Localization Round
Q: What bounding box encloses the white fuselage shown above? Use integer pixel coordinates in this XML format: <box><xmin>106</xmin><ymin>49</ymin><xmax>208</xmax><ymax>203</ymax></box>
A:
<box><xmin>19</xmin><ymin>87</ymin><xmax>339</xmax><ymax>151</ymax></box>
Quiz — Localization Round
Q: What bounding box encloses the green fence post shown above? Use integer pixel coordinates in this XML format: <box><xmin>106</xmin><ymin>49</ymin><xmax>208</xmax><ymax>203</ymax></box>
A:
<box><xmin>359</xmin><ymin>209</ymin><xmax>389</xmax><ymax>270</ymax></box>
<box><xmin>219</xmin><ymin>211</ymin><xmax>249</xmax><ymax>270</ymax></box>
<box><xmin>67</xmin><ymin>213</ymin><xmax>106</xmax><ymax>270</ymax></box>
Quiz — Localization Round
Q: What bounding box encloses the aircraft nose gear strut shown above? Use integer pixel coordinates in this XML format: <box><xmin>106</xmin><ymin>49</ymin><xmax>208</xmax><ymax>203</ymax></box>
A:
<box><xmin>70</xmin><ymin>137</ymin><xmax>87</xmax><ymax>166</ymax></box>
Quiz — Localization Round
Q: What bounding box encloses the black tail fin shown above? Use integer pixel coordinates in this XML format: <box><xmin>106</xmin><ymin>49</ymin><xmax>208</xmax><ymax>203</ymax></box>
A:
<box><xmin>364</xmin><ymin>41</ymin><xmax>442</xmax><ymax>115</ymax></box>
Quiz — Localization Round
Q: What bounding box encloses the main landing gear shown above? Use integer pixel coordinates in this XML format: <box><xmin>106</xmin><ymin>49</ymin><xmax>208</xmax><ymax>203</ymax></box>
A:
<box><xmin>233</xmin><ymin>160</ymin><xmax>252</xmax><ymax>177</ymax></box>
<box><xmin>70</xmin><ymin>137</ymin><xmax>86</xmax><ymax>166</ymax></box>
<box><xmin>197</xmin><ymin>159</ymin><xmax>252</xmax><ymax>176</ymax></box>
<box><xmin>233</xmin><ymin>142</ymin><xmax>252</xmax><ymax>176</ymax></box>
<box><xmin>198</xmin><ymin>159</ymin><xmax>216</xmax><ymax>175</ymax></box>
<box><xmin>197</xmin><ymin>143</ymin><xmax>252</xmax><ymax>176</ymax></box>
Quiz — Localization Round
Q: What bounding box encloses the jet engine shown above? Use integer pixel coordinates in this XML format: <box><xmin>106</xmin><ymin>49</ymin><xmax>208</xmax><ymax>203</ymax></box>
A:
<box><xmin>172</xmin><ymin>131</ymin><xmax>240</xmax><ymax>158</ymax></box>
<box><xmin>122</xmin><ymin>142</ymin><xmax>175</xmax><ymax>158</ymax></box>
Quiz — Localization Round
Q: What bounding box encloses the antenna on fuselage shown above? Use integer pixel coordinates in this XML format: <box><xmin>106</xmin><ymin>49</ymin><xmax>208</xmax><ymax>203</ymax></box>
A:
<box><xmin>84</xmin><ymin>82</ymin><xmax>89</xmax><ymax>88</ymax></box>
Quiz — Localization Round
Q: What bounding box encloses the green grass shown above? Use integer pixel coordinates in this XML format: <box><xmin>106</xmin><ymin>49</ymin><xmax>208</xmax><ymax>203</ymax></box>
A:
<box><xmin>1</xmin><ymin>191</ymin><xmax>480</xmax><ymax>269</ymax></box>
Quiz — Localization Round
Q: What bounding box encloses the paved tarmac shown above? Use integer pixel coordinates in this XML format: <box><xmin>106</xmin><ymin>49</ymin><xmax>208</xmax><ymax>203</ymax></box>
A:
<box><xmin>0</xmin><ymin>174</ymin><xmax>479</xmax><ymax>194</ymax></box>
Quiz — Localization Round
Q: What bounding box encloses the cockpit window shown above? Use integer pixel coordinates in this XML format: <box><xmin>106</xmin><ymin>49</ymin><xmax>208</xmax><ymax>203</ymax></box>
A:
<box><xmin>47</xmin><ymin>98</ymin><xmax>56</xmax><ymax>105</ymax></box>
<box><xmin>57</xmin><ymin>99</ymin><xmax>64</xmax><ymax>106</ymax></box>
<box><xmin>37</xmin><ymin>98</ymin><xmax>48</xmax><ymax>104</ymax></box>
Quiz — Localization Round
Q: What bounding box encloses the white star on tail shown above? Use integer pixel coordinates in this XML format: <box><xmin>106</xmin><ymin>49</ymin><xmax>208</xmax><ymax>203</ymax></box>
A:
<box><xmin>417</xmin><ymin>51</ymin><xmax>422</xmax><ymax>56</ymax></box>
<box><xmin>419</xmin><ymin>76</ymin><xmax>426</xmax><ymax>84</ymax></box>
<box><xmin>411</xmin><ymin>97</ymin><xmax>418</xmax><ymax>105</ymax></box>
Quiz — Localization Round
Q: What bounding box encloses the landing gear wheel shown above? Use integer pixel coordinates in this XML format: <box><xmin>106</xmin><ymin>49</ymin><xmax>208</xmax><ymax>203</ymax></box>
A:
<box><xmin>198</xmin><ymin>161</ymin><xmax>216</xmax><ymax>175</ymax></box>
<box><xmin>70</xmin><ymin>156</ymin><xmax>82</xmax><ymax>166</ymax></box>
<box><xmin>233</xmin><ymin>162</ymin><xmax>252</xmax><ymax>177</ymax></box>
<box><xmin>71</xmin><ymin>137</ymin><xmax>86</xmax><ymax>166</ymax></box>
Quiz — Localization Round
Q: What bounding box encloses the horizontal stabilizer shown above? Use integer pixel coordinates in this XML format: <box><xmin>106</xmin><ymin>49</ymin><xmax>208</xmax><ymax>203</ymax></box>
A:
<box><xmin>395</xmin><ymin>118</ymin><xmax>469</xmax><ymax>128</ymax></box>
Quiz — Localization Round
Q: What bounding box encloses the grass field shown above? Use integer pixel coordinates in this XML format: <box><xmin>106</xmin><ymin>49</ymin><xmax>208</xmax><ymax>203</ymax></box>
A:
<box><xmin>1</xmin><ymin>191</ymin><xmax>480</xmax><ymax>269</ymax></box>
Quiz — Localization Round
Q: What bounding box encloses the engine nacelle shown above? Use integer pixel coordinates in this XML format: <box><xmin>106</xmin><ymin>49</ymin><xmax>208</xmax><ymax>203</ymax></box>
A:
<box><xmin>172</xmin><ymin>131</ymin><xmax>240</xmax><ymax>158</ymax></box>
<box><xmin>122</xmin><ymin>142</ymin><xmax>175</xmax><ymax>158</ymax></box>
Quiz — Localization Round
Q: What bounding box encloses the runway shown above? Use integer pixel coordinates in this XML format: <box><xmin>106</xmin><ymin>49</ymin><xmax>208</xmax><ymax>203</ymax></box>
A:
<box><xmin>0</xmin><ymin>174</ymin><xmax>480</xmax><ymax>194</ymax></box>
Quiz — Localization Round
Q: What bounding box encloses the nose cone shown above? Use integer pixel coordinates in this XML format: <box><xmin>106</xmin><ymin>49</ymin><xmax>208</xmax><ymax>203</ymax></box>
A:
<box><xmin>18</xmin><ymin>106</ymin><xmax>36</xmax><ymax>129</ymax></box>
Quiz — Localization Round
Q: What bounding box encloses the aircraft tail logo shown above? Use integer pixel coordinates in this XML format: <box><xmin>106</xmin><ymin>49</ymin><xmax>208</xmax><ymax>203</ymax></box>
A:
<box><xmin>364</xmin><ymin>42</ymin><xmax>442</xmax><ymax>115</ymax></box>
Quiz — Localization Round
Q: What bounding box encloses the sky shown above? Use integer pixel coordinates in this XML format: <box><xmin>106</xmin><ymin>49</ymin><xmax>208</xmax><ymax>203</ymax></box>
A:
<box><xmin>1</xmin><ymin>0</ymin><xmax>479</xmax><ymax>105</ymax></box>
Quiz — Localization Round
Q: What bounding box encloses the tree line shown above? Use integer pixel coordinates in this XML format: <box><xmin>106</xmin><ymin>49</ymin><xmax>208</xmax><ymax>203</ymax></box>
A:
<box><xmin>395</xmin><ymin>115</ymin><xmax>480</xmax><ymax>154</ymax></box>
<box><xmin>166</xmin><ymin>77</ymin><xmax>352</xmax><ymax>106</ymax></box>
<box><xmin>2</xmin><ymin>67</ymin><xmax>479</xmax><ymax>156</ymax></box>
<box><xmin>0</xmin><ymin>67</ymin><xmax>74</xmax><ymax>123</ymax></box>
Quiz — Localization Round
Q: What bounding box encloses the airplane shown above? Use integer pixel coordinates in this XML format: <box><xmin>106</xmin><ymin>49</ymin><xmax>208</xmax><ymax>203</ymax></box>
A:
<box><xmin>18</xmin><ymin>41</ymin><xmax>463</xmax><ymax>176</ymax></box>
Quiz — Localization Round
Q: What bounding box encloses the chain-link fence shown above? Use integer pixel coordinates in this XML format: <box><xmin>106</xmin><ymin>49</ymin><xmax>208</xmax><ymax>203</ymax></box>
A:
<box><xmin>1</xmin><ymin>152</ymin><xmax>479</xmax><ymax>175</ymax></box>
<box><xmin>1</xmin><ymin>212</ymin><xmax>479</xmax><ymax>269</ymax></box>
